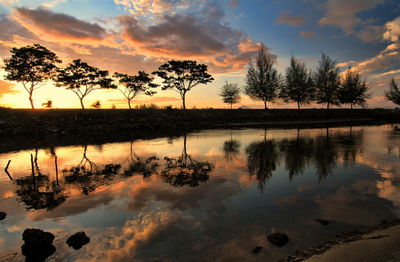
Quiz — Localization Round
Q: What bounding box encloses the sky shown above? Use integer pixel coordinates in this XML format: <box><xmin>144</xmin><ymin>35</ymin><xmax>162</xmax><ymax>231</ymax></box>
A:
<box><xmin>0</xmin><ymin>0</ymin><xmax>399</xmax><ymax>109</ymax></box>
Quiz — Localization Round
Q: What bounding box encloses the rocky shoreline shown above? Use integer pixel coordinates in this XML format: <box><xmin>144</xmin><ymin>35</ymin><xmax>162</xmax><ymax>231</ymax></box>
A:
<box><xmin>285</xmin><ymin>220</ymin><xmax>400</xmax><ymax>261</ymax></box>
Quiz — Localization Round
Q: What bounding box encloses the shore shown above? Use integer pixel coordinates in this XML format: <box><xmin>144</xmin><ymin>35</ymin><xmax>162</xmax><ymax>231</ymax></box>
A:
<box><xmin>0</xmin><ymin>108</ymin><xmax>399</xmax><ymax>153</ymax></box>
<box><xmin>286</xmin><ymin>220</ymin><xmax>400</xmax><ymax>262</ymax></box>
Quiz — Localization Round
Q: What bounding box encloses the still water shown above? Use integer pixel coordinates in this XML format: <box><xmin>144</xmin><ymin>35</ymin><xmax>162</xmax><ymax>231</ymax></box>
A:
<box><xmin>0</xmin><ymin>125</ymin><xmax>399</xmax><ymax>261</ymax></box>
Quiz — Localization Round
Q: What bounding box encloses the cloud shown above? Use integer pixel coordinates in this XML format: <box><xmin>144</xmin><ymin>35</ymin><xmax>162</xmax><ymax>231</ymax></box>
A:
<box><xmin>0</xmin><ymin>80</ymin><xmax>18</xmax><ymax>97</ymax></box>
<box><xmin>275</xmin><ymin>15</ymin><xmax>305</xmax><ymax>27</ymax></box>
<box><xmin>12</xmin><ymin>7</ymin><xmax>113</xmax><ymax>46</ymax></box>
<box><xmin>356</xmin><ymin>25</ymin><xmax>385</xmax><ymax>43</ymax></box>
<box><xmin>299</xmin><ymin>31</ymin><xmax>316</xmax><ymax>38</ymax></box>
<box><xmin>228</xmin><ymin>0</ymin><xmax>239</xmax><ymax>8</ymax></box>
<box><xmin>319</xmin><ymin>0</ymin><xmax>385</xmax><ymax>34</ymax></box>
<box><xmin>114</xmin><ymin>0</ymin><xmax>191</xmax><ymax>18</ymax></box>
<box><xmin>337</xmin><ymin>17</ymin><xmax>400</xmax><ymax>107</ymax></box>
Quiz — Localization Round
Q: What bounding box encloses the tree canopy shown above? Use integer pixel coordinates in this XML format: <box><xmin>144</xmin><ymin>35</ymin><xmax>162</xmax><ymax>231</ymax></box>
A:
<box><xmin>338</xmin><ymin>68</ymin><xmax>370</xmax><ymax>109</ymax></box>
<box><xmin>385</xmin><ymin>78</ymin><xmax>400</xmax><ymax>106</ymax></box>
<box><xmin>153</xmin><ymin>60</ymin><xmax>213</xmax><ymax>109</ymax></box>
<box><xmin>219</xmin><ymin>81</ymin><xmax>241</xmax><ymax>109</ymax></box>
<box><xmin>114</xmin><ymin>71</ymin><xmax>158</xmax><ymax>109</ymax></box>
<box><xmin>244</xmin><ymin>44</ymin><xmax>281</xmax><ymax>109</ymax></box>
<box><xmin>54</xmin><ymin>59</ymin><xmax>116</xmax><ymax>109</ymax></box>
<box><xmin>314</xmin><ymin>53</ymin><xmax>340</xmax><ymax>109</ymax></box>
<box><xmin>3</xmin><ymin>43</ymin><xmax>61</xmax><ymax>109</ymax></box>
<box><xmin>281</xmin><ymin>56</ymin><xmax>314</xmax><ymax>109</ymax></box>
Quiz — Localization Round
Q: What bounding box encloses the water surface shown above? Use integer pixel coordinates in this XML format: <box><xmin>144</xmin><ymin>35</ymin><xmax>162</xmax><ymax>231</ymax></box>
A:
<box><xmin>0</xmin><ymin>125</ymin><xmax>399</xmax><ymax>261</ymax></box>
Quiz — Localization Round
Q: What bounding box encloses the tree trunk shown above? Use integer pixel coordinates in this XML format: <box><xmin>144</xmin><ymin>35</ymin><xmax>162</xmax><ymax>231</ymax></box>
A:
<box><xmin>230</xmin><ymin>103</ymin><xmax>233</xmax><ymax>110</ymax></box>
<box><xmin>80</xmin><ymin>98</ymin><xmax>85</xmax><ymax>110</ymax></box>
<box><xmin>297</xmin><ymin>101</ymin><xmax>300</xmax><ymax>110</ymax></box>
<box><xmin>128</xmin><ymin>99</ymin><xmax>132</xmax><ymax>109</ymax></box>
<box><xmin>264</xmin><ymin>100</ymin><xmax>267</xmax><ymax>110</ymax></box>
<box><xmin>29</xmin><ymin>93</ymin><xmax>35</xmax><ymax>110</ymax></box>
<box><xmin>327</xmin><ymin>102</ymin><xmax>330</xmax><ymax>110</ymax></box>
<box><xmin>350</xmin><ymin>103</ymin><xmax>353</xmax><ymax>110</ymax></box>
<box><xmin>182</xmin><ymin>93</ymin><xmax>186</xmax><ymax>110</ymax></box>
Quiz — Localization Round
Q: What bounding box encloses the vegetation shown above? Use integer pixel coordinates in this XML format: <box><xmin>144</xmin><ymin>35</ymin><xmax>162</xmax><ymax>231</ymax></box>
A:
<box><xmin>3</xmin><ymin>43</ymin><xmax>400</xmax><ymax>110</ymax></box>
<box><xmin>220</xmin><ymin>81</ymin><xmax>241</xmax><ymax>109</ymax></box>
<box><xmin>338</xmin><ymin>68</ymin><xmax>370</xmax><ymax>109</ymax></box>
<box><xmin>314</xmin><ymin>53</ymin><xmax>340</xmax><ymax>109</ymax></box>
<box><xmin>245</xmin><ymin>44</ymin><xmax>281</xmax><ymax>109</ymax></box>
<box><xmin>114</xmin><ymin>71</ymin><xmax>158</xmax><ymax>109</ymax></box>
<box><xmin>54</xmin><ymin>59</ymin><xmax>116</xmax><ymax>109</ymax></box>
<box><xmin>281</xmin><ymin>56</ymin><xmax>314</xmax><ymax>109</ymax></box>
<box><xmin>3</xmin><ymin>44</ymin><xmax>61</xmax><ymax>109</ymax></box>
<box><xmin>153</xmin><ymin>60</ymin><xmax>214</xmax><ymax>109</ymax></box>
<box><xmin>385</xmin><ymin>78</ymin><xmax>400</xmax><ymax>106</ymax></box>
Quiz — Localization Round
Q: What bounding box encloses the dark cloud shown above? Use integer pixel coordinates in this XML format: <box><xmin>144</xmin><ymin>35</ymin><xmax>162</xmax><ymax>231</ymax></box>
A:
<box><xmin>275</xmin><ymin>15</ymin><xmax>306</xmax><ymax>27</ymax></box>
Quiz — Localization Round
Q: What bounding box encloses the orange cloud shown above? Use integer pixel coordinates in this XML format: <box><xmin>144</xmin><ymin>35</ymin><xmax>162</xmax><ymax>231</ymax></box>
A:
<box><xmin>0</xmin><ymin>80</ymin><xmax>18</xmax><ymax>97</ymax></box>
<box><xmin>275</xmin><ymin>15</ymin><xmax>306</xmax><ymax>27</ymax></box>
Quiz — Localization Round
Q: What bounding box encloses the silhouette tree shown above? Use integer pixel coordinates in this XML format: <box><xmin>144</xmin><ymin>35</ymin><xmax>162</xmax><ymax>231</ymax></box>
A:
<box><xmin>153</xmin><ymin>60</ymin><xmax>213</xmax><ymax>109</ymax></box>
<box><xmin>220</xmin><ymin>81</ymin><xmax>241</xmax><ymax>109</ymax></box>
<box><xmin>54</xmin><ymin>59</ymin><xmax>116</xmax><ymax>109</ymax></box>
<box><xmin>3</xmin><ymin>44</ymin><xmax>61</xmax><ymax>109</ymax></box>
<box><xmin>281</xmin><ymin>56</ymin><xmax>314</xmax><ymax>109</ymax></box>
<box><xmin>314</xmin><ymin>53</ymin><xmax>340</xmax><ymax>109</ymax></box>
<box><xmin>245</xmin><ymin>132</ymin><xmax>279</xmax><ymax>192</ymax></box>
<box><xmin>244</xmin><ymin>44</ymin><xmax>281</xmax><ymax>109</ymax></box>
<box><xmin>161</xmin><ymin>134</ymin><xmax>213</xmax><ymax>187</ymax></box>
<box><xmin>114</xmin><ymin>71</ymin><xmax>158</xmax><ymax>109</ymax></box>
<box><xmin>385</xmin><ymin>78</ymin><xmax>400</xmax><ymax>106</ymax></box>
<box><xmin>338</xmin><ymin>68</ymin><xmax>370</xmax><ymax>109</ymax></box>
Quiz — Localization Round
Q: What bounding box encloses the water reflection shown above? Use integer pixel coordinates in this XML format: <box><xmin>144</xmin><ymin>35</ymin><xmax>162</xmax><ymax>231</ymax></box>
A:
<box><xmin>161</xmin><ymin>134</ymin><xmax>213</xmax><ymax>187</ymax></box>
<box><xmin>0</xmin><ymin>125</ymin><xmax>399</xmax><ymax>262</ymax></box>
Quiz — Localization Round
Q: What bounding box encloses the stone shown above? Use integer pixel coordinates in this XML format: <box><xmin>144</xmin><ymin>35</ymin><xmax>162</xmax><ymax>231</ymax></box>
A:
<box><xmin>21</xmin><ymin>228</ymin><xmax>56</xmax><ymax>262</ymax></box>
<box><xmin>251</xmin><ymin>246</ymin><xmax>263</xmax><ymax>254</ymax></box>
<box><xmin>66</xmin><ymin>231</ymin><xmax>90</xmax><ymax>250</ymax></box>
<box><xmin>267</xmin><ymin>233</ymin><xmax>290</xmax><ymax>247</ymax></box>
<box><xmin>0</xmin><ymin>211</ymin><xmax>6</xmax><ymax>220</ymax></box>
<box><xmin>316</xmin><ymin>219</ymin><xmax>330</xmax><ymax>226</ymax></box>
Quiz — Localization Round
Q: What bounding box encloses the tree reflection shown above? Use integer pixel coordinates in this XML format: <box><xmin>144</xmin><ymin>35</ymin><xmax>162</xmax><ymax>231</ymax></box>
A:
<box><xmin>245</xmin><ymin>130</ymin><xmax>279</xmax><ymax>192</ymax></box>
<box><xmin>222</xmin><ymin>132</ymin><xmax>241</xmax><ymax>162</ymax></box>
<box><xmin>62</xmin><ymin>145</ymin><xmax>121</xmax><ymax>195</ymax></box>
<box><xmin>335</xmin><ymin>127</ymin><xmax>364</xmax><ymax>166</ymax></box>
<box><xmin>16</xmin><ymin>150</ymin><xmax>67</xmax><ymax>210</ymax></box>
<box><xmin>123</xmin><ymin>141</ymin><xmax>159</xmax><ymax>178</ymax></box>
<box><xmin>313</xmin><ymin>128</ymin><xmax>338</xmax><ymax>181</ymax></box>
<box><xmin>161</xmin><ymin>134</ymin><xmax>213</xmax><ymax>187</ymax></box>
<box><xmin>279</xmin><ymin>129</ymin><xmax>314</xmax><ymax>180</ymax></box>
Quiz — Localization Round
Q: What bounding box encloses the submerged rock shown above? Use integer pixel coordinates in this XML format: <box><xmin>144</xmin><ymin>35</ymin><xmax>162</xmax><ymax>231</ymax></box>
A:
<box><xmin>316</xmin><ymin>219</ymin><xmax>330</xmax><ymax>226</ymax></box>
<box><xmin>21</xmin><ymin>228</ymin><xmax>56</xmax><ymax>262</ymax></box>
<box><xmin>267</xmin><ymin>233</ymin><xmax>290</xmax><ymax>247</ymax></box>
<box><xmin>66</xmin><ymin>231</ymin><xmax>90</xmax><ymax>250</ymax></box>
<box><xmin>0</xmin><ymin>211</ymin><xmax>6</xmax><ymax>220</ymax></box>
<box><xmin>251</xmin><ymin>246</ymin><xmax>263</xmax><ymax>254</ymax></box>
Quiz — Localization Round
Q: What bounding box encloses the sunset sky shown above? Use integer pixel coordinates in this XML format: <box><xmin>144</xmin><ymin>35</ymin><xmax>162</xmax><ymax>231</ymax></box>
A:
<box><xmin>0</xmin><ymin>0</ymin><xmax>399</xmax><ymax>109</ymax></box>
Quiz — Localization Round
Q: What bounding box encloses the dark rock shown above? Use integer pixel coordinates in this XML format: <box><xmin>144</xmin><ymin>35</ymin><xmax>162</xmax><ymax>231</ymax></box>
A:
<box><xmin>21</xmin><ymin>228</ymin><xmax>56</xmax><ymax>262</ymax></box>
<box><xmin>66</xmin><ymin>231</ymin><xmax>90</xmax><ymax>250</ymax></box>
<box><xmin>251</xmin><ymin>246</ymin><xmax>263</xmax><ymax>254</ymax></box>
<box><xmin>0</xmin><ymin>211</ymin><xmax>6</xmax><ymax>220</ymax></box>
<box><xmin>316</xmin><ymin>219</ymin><xmax>330</xmax><ymax>225</ymax></box>
<box><xmin>267</xmin><ymin>233</ymin><xmax>289</xmax><ymax>247</ymax></box>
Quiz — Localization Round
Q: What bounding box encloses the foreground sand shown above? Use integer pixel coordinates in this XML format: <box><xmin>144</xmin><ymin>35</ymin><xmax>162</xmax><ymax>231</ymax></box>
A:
<box><xmin>305</xmin><ymin>225</ymin><xmax>400</xmax><ymax>262</ymax></box>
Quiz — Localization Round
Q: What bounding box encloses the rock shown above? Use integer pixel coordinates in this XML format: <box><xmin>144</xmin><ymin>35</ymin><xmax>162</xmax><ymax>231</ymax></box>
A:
<box><xmin>66</xmin><ymin>231</ymin><xmax>90</xmax><ymax>250</ymax></box>
<box><xmin>0</xmin><ymin>211</ymin><xmax>6</xmax><ymax>220</ymax></box>
<box><xmin>21</xmin><ymin>228</ymin><xmax>56</xmax><ymax>262</ymax></box>
<box><xmin>251</xmin><ymin>246</ymin><xmax>263</xmax><ymax>254</ymax></box>
<box><xmin>316</xmin><ymin>219</ymin><xmax>330</xmax><ymax>225</ymax></box>
<box><xmin>267</xmin><ymin>233</ymin><xmax>290</xmax><ymax>247</ymax></box>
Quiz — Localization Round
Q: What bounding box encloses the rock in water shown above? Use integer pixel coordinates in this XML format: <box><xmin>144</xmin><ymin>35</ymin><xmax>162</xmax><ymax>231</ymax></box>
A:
<box><xmin>251</xmin><ymin>246</ymin><xmax>263</xmax><ymax>254</ymax></box>
<box><xmin>316</xmin><ymin>219</ymin><xmax>330</xmax><ymax>226</ymax></box>
<box><xmin>66</xmin><ymin>232</ymin><xmax>90</xmax><ymax>250</ymax></box>
<box><xmin>21</xmin><ymin>228</ymin><xmax>56</xmax><ymax>262</ymax></box>
<box><xmin>0</xmin><ymin>212</ymin><xmax>6</xmax><ymax>220</ymax></box>
<box><xmin>267</xmin><ymin>233</ymin><xmax>289</xmax><ymax>247</ymax></box>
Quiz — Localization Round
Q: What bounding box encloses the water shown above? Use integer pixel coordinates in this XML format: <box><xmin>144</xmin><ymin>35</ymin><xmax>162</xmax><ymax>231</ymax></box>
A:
<box><xmin>0</xmin><ymin>125</ymin><xmax>399</xmax><ymax>261</ymax></box>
